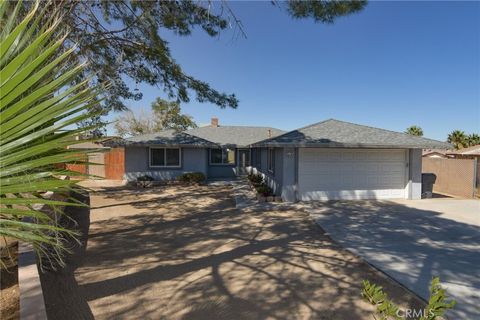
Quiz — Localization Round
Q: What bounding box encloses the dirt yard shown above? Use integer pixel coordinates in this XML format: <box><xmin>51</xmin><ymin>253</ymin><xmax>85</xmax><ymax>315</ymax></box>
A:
<box><xmin>71</xmin><ymin>183</ymin><xmax>423</xmax><ymax>319</ymax></box>
<box><xmin>1</xmin><ymin>241</ymin><xmax>19</xmax><ymax>320</ymax></box>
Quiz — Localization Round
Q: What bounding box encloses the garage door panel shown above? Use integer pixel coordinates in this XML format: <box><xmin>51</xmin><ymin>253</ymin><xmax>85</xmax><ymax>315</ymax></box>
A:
<box><xmin>298</xmin><ymin>149</ymin><xmax>407</xmax><ymax>200</ymax></box>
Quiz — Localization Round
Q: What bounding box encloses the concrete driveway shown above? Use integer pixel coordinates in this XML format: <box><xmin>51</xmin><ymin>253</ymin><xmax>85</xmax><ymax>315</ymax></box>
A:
<box><xmin>308</xmin><ymin>199</ymin><xmax>480</xmax><ymax>319</ymax></box>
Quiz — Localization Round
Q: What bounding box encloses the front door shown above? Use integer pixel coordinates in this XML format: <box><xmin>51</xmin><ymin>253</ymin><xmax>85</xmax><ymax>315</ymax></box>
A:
<box><xmin>237</xmin><ymin>149</ymin><xmax>250</xmax><ymax>175</ymax></box>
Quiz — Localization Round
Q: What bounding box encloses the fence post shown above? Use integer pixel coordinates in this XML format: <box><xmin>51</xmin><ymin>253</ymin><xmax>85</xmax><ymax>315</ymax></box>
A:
<box><xmin>473</xmin><ymin>157</ymin><xmax>478</xmax><ymax>198</ymax></box>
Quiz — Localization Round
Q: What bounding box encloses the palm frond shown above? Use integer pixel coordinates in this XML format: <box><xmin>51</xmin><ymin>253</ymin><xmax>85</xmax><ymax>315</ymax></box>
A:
<box><xmin>0</xmin><ymin>0</ymin><xmax>103</xmax><ymax>269</ymax></box>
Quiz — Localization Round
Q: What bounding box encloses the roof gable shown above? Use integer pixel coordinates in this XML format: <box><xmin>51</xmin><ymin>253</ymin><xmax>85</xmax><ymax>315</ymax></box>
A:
<box><xmin>185</xmin><ymin>126</ymin><xmax>285</xmax><ymax>146</ymax></box>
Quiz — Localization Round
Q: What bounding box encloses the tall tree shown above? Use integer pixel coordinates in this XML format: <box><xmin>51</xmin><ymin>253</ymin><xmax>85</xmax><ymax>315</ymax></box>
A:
<box><xmin>20</xmin><ymin>0</ymin><xmax>367</xmax><ymax>132</ymax></box>
<box><xmin>447</xmin><ymin>130</ymin><xmax>467</xmax><ymax>150</ymax></box>
<box><xmin>114</xmin><ymin>98</ymin><xmax>197</xmax><ymax>137</ymax></box>
<box><xmin>405</xmin><ymin>125</ymin><xmax>423</xmax><ymax>136</ymax></box>
<box><xmin>466</xmin><ymin>133</ymin><xmax>480</xmax><ymax>146</ymax></box>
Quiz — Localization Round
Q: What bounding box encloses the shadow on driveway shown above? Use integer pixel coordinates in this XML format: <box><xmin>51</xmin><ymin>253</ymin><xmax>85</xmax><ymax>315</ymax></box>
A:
<box><xmin>73</xmin><ymin>185</ymin><xmax>422</xmax><ymax>320</ymax></box>
<box><xmin>308</xmin><ymin>200</ymin><xmax>480</xmax><ymax>320</ymax></box>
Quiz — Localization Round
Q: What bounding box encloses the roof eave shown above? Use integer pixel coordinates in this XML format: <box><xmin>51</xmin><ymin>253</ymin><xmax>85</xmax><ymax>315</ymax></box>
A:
<box><xmin>446</xmin><ymin>152</ymin><xmax>480</xmax><ymax>156</ymax></box>
<box><xmin>113</xmin><ymin>141</ymin><xmax>216</xmax><ymax>148</ymax></box>
<box><xmin>251</xmin><ymin>142</ymin><xmax>453</xmax><ymax>149</ymax></box>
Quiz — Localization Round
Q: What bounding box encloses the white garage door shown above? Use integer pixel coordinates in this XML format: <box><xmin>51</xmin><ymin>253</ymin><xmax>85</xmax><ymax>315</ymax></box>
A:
<box><xmin>298</xmin><ymin>148</ymin><xmax>407</xmax><ymax>200</ymax></box>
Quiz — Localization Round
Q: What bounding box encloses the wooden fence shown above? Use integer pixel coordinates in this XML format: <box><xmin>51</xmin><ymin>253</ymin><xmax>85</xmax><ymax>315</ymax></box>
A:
<box><xmin>87</xmin><ymin>152</ymin><xmax>105</xmax><ymax>178</ymax></box>
<box><xmin>65</xmin><ymin>154</ymin><xmax>87</xmax><ymax>175</ymax></box>
<box><xmin>65</xmin><ymin>147</ymin><xmax>125</xmax><ymax>180</ymax></box>
<box><xmin>422</xmin><ymin>157</ymin><xmax>477</xmax><ymax>198</ymax></box>
<box><xmin>104</xmin><ymin>148</ymin><xmax>125</xmax><ymax>180</ymax></box>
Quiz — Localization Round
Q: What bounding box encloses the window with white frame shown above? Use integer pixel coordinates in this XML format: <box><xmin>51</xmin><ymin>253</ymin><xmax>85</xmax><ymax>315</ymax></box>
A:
<box><xmin>210</xmin><ymin>148</ymin><xmax>235</xmax><ymax>165</ymax></box>
<box><xmin>267</xmin><ymin>148</ymin><xmax>275</xmax><ymax>173</ymax></box>
<box><xmin>149</xmin><ymin>147</ymin><xmax>181</xmax><ymax>167</ymax></box>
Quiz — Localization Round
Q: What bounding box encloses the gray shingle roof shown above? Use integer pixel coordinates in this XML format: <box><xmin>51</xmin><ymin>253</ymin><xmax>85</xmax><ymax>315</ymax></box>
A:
<box><xmin>252</xmin><ymin>119</ymin><xmax>452</xmax><ymax>149</ymax></box>
<box><xmin>185</xmin><ymin>126</ymin><xmax>285</xmax><ymax>147</ymax></box>
<box><xmin>116</xmin><ymin>126</ymin><xmax>285</xmax><ymax>147</ymax></box>
<box><xmin>119</xmin><ymin>129</ymin><xmax>217</xmax><ymax>147</ymax></box>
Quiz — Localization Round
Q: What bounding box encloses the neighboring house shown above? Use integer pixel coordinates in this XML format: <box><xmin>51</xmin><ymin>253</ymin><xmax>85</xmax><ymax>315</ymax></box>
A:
<box><xmin>446</xmin><ymin>144</ymin><xmax>480</xmax><ymax>160</ymax></box>
<box><xmin>422</xmin><ymin>149</ymin><xmax>450</xmax><ymax>159</ymax></box>
<box><xmin>116</xmin><ymin>118</ymin><xmax>451</xmax><ymax>202</ymax></box>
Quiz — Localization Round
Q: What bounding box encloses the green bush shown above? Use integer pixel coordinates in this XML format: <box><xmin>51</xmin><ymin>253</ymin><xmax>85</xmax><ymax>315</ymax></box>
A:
<box><xmin>137</xmin><ymin>175</ymin><xmax>154</xmax><ymax>188</ymax></box>
<box><xmin>256</xmin><ymin>183</ymin><xmax>273</xmax><ymax>196</ymax></box>
<box><xmin>177</xmin><ymin>172</ymin><xmax>206</xmax><ymax>184</ymax></box>
<box><xmin>248</xmin><ymin>173</ymin><xmax>264</xmax><ymax>186</ymax></box>
<box><xmin>176</xmin><ymin>174</ymin><xmax>189</xmax><ymax>183</ymax></box>
<box><xmin>189</xmin><ymin>172</ymin><xmax>206</xmax><ymax>183</ymax></box>
<box><xmin>137</xmin><ymin>175</ymin><xmax>154</xmax><ymax>182</ymax></box>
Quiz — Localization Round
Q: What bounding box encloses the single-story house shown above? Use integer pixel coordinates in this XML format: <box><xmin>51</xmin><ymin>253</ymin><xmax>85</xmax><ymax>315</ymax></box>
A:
<box><xmin>446</xmin><ymin>144</ymin><xmax>480</xmax><ymax>160</ymax></box>
<box><xmin>116</xmin><ymin>118</ymin><xmax>451</xmax><ymax>202</ymax></box>
<box><xmin>422</xmin><ymin>149</ymin><xmax>451</xmax><ymax>159</ymax></box>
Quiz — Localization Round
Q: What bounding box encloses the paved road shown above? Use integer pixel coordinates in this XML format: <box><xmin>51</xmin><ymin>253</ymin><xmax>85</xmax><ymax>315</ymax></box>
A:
<box><xmin>309</xmin><ymin>199</ymin><xmax>480</xmax><ymax>319</ymax></box>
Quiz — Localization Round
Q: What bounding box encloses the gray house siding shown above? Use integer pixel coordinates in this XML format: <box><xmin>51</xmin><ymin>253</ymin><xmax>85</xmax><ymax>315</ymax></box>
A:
<box><xmin>250</xmin><ymin>148</ymin><xmax>258</xmax><ymax>168</ymax></box>
<box><xmin>208</xmin><ymin>165</ymin><xmax>237</xmax><ymax>178</ymax></box>
<box><xmin>270</xmin><ymin>148</ymin><xmax>284</xmax><ymax>195</ymax></box>
<box><xmin>281</xmin><ymin>148</ymin><xmax>297</xmax><ymax>202</ymax></box>
<box><xmin>408</xmin><ymin>148</ymin><xmax>422</xmax><ymax>199</ymax></box>
<box><xmin>124</xmin><ymin>146</ymin><xmax>207</xmax><ymax>181</ymax></box>
<box><xmin>250</xmin><ymin>147</ymin><xmax>285</xmax><ymax>196</ymax></box>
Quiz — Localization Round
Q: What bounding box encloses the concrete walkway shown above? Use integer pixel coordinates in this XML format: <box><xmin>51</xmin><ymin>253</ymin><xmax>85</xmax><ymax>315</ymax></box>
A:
<box><xmin>308</xmin><ymin>199</ymin><xmax>480</xmax><ymax>320</ymax></box>
<box><xmin>210</xmin><ymin>178</ymin><xmax>300</xmax><ymax>212</ymax></box>
<box><xmin>207</xmin><ymin>178</ymin><xmax>257</xmax><ymax>209</ymax></box>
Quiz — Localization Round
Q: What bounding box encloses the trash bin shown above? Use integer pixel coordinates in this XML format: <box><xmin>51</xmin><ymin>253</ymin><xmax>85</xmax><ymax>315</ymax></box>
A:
<box><xmin>421</xmin><ymin>173</ymin><xmax>436</xmax><ymax>199</ymax></box>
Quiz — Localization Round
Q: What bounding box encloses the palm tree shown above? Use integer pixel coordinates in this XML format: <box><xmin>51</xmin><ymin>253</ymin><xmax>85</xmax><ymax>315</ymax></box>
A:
<box><xmin>466</xmin><ymin>133</ymin><xmax>480</xmax><ymax>147</ymax></box>
<box><xmin>405</xmin><ymin>125</ymin><xmax>424</xmax><ymax>136</ymax></box>
<box><xmin>0</xmin><ymin>1</ymin><xmax>103</xmax><ymax>268</ymax></box>
<box><xmin>447</xmin><ymin>130</ymin><xmax>467</xmax><ymax>150</ymax></box>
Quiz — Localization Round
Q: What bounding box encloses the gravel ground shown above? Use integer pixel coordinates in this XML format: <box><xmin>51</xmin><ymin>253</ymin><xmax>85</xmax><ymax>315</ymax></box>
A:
<box><xmin>69</xmin><ymin>183</ymin><xmax>423</xmax><ymax>319</ymax></box>
<box><xmin>1</xmin><ymin>241</ymin><xmax>19</xmax><ymax>320</ymax></box>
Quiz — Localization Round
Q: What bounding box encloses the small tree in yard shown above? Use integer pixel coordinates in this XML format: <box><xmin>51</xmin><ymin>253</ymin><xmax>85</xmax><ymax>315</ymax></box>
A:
<box><xmin>405</xmin><ymin>126</ymin><xmax>424</xmax><ymax>137</ymax></box>
<box><xmin>114</xmin><ymin>98</ymin><xmax>197</xmax><ymax>137</ymax></box>
<box><xmin>114</xmin><ymin>108</ymin><xmax>157</xmax><ymax>137</ymax></box>
<box><xmin>0</xmin><ymin>1</ymin><xmax>103</xmax><ymax>268</ymax></box>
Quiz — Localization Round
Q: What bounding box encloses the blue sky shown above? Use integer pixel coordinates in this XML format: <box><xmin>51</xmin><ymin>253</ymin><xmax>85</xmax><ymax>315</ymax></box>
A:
<box><xmin>106</xmin><ymin>1</ymin><xmax>479</xmax><ymax>140</ymax></box>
